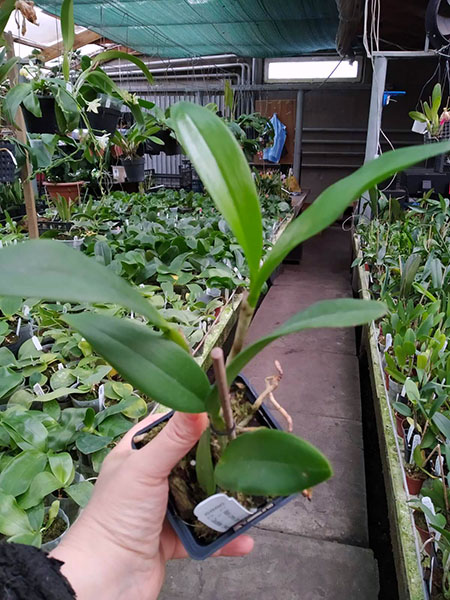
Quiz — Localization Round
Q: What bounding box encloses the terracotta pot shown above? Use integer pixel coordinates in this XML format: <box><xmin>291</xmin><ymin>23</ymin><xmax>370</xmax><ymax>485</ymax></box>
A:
<box><xmin>44</xmin><ymin>181</ymin><xmax>85</xmax><ymax>204</ymax></box>
<box><xmin>406</xmin><ymin>473</ymin><xmax>425</xmax><ymax>495</ymax></box>
<box><xmin>395</xmin><ymin>413</ymin><xmax>406</xmax><ymax>438</ymax></box>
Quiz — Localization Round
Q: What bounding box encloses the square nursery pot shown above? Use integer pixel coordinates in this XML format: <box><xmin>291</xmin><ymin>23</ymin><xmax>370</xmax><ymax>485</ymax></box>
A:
<box><xmin>132</xmin><ymin>374</ymin><xmax>296</xmax><ymax>560</ymax></box>
<box><xmin>0</xmin><ymin>141</ymin><xmax>16</xmax><ymax>183</ymax></box>
<box><xmin>5</xmin><ymin>321</ymin><xmax>34</xmax><ymax>356</ymax></box>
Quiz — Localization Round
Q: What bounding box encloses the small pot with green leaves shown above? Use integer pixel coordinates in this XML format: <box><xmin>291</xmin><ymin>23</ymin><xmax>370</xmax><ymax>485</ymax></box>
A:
<box><xmin>112</xmin><ymin>115</ymin><xmax>162</xmax><ymax>183</ymax></box>
<box><xmin>0</xmin><ymin>104</ymin><xmax>448</xmax><ymax>557</ymax></box>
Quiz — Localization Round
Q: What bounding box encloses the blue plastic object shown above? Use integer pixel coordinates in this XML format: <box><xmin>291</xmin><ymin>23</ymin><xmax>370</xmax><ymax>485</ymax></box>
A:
<box><xmin>263</xmin><ymin>113</ymin><xmax>287</xmax><ymax>163</ymax></box>
<box><xmin>132</xmin><ymin>374</ymin><xmax>296</xmax><ymax>560</ymax></box>
<box><xmin>383</xmin><ymin>90</ymin><xmax>406</xmax><ymax>106</ymax></box>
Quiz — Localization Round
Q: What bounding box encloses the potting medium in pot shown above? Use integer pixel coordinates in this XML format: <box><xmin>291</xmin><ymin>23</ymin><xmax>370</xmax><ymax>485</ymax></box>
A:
<box><xmin>41</xmin><ymin>508</ymin><xmax>70</xmax><ymax>553</ymax></box>
<box><xmin>132</xmin><ymin>375</ymin><xmax>296</xmax><ymax>560</ymax></box>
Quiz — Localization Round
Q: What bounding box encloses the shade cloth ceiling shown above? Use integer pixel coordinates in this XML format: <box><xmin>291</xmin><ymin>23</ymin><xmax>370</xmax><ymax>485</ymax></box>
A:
<box><xmin>35</xmin><ymin>0</ymin><xmax>340</xmax><ymax>58</ymax></box>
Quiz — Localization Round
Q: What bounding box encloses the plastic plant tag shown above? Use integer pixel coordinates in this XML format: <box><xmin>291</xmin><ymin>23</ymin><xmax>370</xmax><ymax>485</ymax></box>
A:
<box><xmin>435</xmin><ymin>456</ymin><xmax>441</xmax><ymax>477</ymax></box>
<box><xmin>105</xmin><ymin>97</ymin><xmax>111</xmax><ymax>108</ymax></box>
<box><xmin>193</xmin><ymin>493</ymin><xmax>256</xmax><ymax>532</ymax></box>
<box><xmin>23</xmin><ymin>305</ymin><xmax>30</xmax><ymax>317</ymax></box>
<box><xmin>407</xmin><ymin>424</ymin><xmax>415</xmax><ymax>445</ymax></box>
<box><xmin>410</xmin><ymin>435</ymin><xmax>421</xmax><ymax>463</ymax></box>
<box><xmin>33</xmin><ymin>383</ymin><xmax>45</xmax><ymax>396</ymax></box>
<box><xmin>58</xmin><ymin>363</ymin><xmax>64</xmax><ymax>370</ymax></box>
<box><xmin>385</xmin><ymin>333</ymin><xmax>392</xmax><ymax>351</ymax></box>
<box><xmin>31</xmin><ymin>336</ymin><xmax>42</xmax><ymax>351</ymax></box>
<box><xmin>98</xmin><ymin>383</ymin><xmax>105</xmax><ymax>405</ymax></box>
<box><xmin>422</xmin><ymin>497</ymin><xmax>441</xmax><ymax>541</ymax></box>
<box><xmin>15</xmin><ymin>317</ymin><xmax>21</xmax><ymax>336</ymax></box>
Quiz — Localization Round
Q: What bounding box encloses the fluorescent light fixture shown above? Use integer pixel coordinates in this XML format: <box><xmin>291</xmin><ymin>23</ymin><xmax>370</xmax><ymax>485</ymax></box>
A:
<box><xmin>265</xmin><ymin>58</ymin><xmax>360</xmax><ymax>82</ymax></box>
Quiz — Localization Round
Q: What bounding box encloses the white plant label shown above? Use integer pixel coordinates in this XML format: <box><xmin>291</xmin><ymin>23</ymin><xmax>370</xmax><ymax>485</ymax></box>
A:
<box><xmin>422</xmin><ymin>497</ymin><xmax>441</xmax><ymax>541</ymax></box>
<box><xmin>33</xmin><ymin>383</ymin><xmax>45</xmax><ymax>396</ymax></box>
<box><xmin>98</xmin><ymin>384</ymin><xmax>105</xmax><ymax>405</ymax></box>
<box><xmin>194</xmin><ymin>493</ymin><xmax>256</xmax><ymax>532</ymax></box>
<box><xmin>31</xmin><ymin>336</ymin><xmax>42</xmax><ymax>351</ymax></box>
<box><xmin>385</xmin><ymin>333</ymin><xmax>392</xmax><ymax>351</ymax></box>
<box><xmin>105</xmin><ymin>97</ymin><xmax>111</xmax><ymax>108</ymax></box>
<box><xmin>410</xmin><ymin>435</ymin><xmax>421</xmax><ymax>463</ymax></box>
<box><xmin>406</xmin><ymin>424</ymin><xmax>414</xmax><ymax>445</ymax></box>
<box><xmin>58</xmin><ymin>363</ymin><xmax>64</xmax><ymax>371</ymax></box>
<box><xmin>0</xmin><ymin>240</ymin><xmax>3</xmax><ymax>249</ymax></box>
<box><xmin>15</xmin><ymin>317</ymin><xmax>22</xmax><ymax>336</ymax></box>
<box><xmin>23</xmin><ymin>305</ymin><xmax>30</xmax><ymax>317</ymax></box>
<box><xmin>435</xmin><ymin>457</ymin><xmax>442</xmax><ymax>477</ymax></box>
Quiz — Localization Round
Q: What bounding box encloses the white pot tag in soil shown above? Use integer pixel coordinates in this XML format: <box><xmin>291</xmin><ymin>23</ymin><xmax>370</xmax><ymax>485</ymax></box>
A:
<box><xmin>422</xmin><ymin>497</ymin><xmax>441</xmax><ymax>541</ymax></box>
<box><xmin>31</xmin><ymin>336</ymin><xmax>42</xmax><ymax>351</ymax></box>
<box><xmin>33</xmin><ymin>383</ymin><xmax>45</xmax><ymax>396</ymax></box>
<box><xmin>410</xmin><ymin>435</ymin><xmax>421</xmax><ymax>463</ymax></box>
<box><xmin>193</xmin><ymin>493</ymin><xmax>256</xmax><ymax>533</ymax></box>
<box><xmin>15</xmin><ymin>317</ymin><xmax>21</xmax><ymax>336</ymax></box>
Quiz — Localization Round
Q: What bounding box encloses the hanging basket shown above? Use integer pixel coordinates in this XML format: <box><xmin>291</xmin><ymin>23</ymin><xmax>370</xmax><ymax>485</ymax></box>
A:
<box><xmin>23</xmin><ymin>96</ymin><xmax>60</xmax><ymax>134</ymax></box>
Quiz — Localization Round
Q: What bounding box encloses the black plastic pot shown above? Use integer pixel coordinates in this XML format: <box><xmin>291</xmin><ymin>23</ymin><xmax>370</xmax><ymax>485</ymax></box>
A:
<box><xmin>121</xmin><ymin>157</ymin><xmax>145</xmax><ymax>182</ymax></box>
<box><xmin>132</xmin><ymin>374</ymin><xmax>295</xmax><ymax>560</ymax></box>
<box><xmin>86</xmin><ymin>106</ymin><xmax>121</xmax><ymax>134</ymax></box>
<box><xmin>145</xmin><ymin>129</ymin><xmax>180</xmax><ymax>156</ymax></box>
<box><xmin>0</xmin><ymin>141</ymin><xmax>16</xmax><ymax>183</ymax></box>
<box><xmin>23</xmin><ymin>96</ymin><xmax>59</xmax><ymax>134</ymax></box>
<box><xmin>5</xmin><ymin>322</ymin><xmax>34</xmax><ymax>356</ymax></box>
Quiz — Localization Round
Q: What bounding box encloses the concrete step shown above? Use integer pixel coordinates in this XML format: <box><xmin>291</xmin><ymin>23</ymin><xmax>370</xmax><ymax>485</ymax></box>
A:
<box><xmin>161</xmin><ymin>528</ymin><xmax>379</xmax><ymax>600</ymax></box>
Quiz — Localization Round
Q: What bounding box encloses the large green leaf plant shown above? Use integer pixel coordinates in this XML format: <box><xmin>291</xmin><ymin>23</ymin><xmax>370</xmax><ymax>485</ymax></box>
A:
<box><xmin>0</xmin><ymin>104</ymin><xmax>449</xmax><ymax>499</ymax></box>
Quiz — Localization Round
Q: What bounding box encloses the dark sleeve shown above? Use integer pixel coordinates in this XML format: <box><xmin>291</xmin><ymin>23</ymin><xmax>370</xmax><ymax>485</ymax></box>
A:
<box><xmin>0</xmin><ymin>542</ymin><xmax>75</xmax><ymax>600</ymax></box>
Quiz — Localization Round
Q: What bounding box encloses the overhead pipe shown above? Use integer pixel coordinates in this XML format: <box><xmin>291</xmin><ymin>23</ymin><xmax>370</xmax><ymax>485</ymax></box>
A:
<box><xmin>105</xmin><ymin>62</ymin><xmax>249</xmax><ymax>84</ymax></box>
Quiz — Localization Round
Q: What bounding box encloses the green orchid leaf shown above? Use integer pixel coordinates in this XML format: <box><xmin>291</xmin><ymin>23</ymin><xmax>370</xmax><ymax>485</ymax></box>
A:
<box><xmin>66</xmin><ymin>481</ymin><xmax>94</xmax><ymax>508</ymax></box>
<box><xmin>215</xmin><ymin>429</ymin><xmax>332</xmax><ymax>495</ymax></box>
<box><xmin>212</xmin><ymin>299</ymin><xmax>386</xmax><ymax>408</ymax></box>
<box><xmin>171</xmin><ymin>102</ymin><xmax>263</xmax><ymax>286</ymax></box>
<box><xmin>3</xmin><ymin>82</ymin><xmax>31</xmax><ymax>124</ymax></box>
<box><xmin>7</xmin><ymin>531</ymin><xmax>41</xmax><ymax>547</ymax></box>
<box><xmin>64</xmin><ymin>312</ymin><xmax>210</xmax><ymax>413</ymax></box>
<box><xmin>0</xmin><ymin>450</ymin><xmax>47</xmax><ymax>496</ymax></box>
<box><xmin>0</xmin><ymin>366</ymin><xmax>23</xmax><ymax>399</ymax></box>
<box><xmin>433</xmin><ymin>413</ymin><xmax>450</xmax><ymax>440</ymax></box>
<box><xmin>0</xmin><ymin>56</ymin><xmax>17</xmax><ymax>86</ymax></box>
<box><xmin>97</xmin><ymin>413</ymin><xmax>133</xmax><ymax>438</ymax></box>
<box><xmin>249</xmin><ymin>141</ymin><xmax>450</xmax><ymax>305</ymax></box>
<box><xmin>196</xmin><ymin>427</ymin><xmax>215</xmax><ymax>496</ymax></box>
<box><xmin>0</xmin><ymin>240</ymin><xmax>172</xmax><ymax>334</ymax></box>
<box><xmin>60</xmin><ymin>0</ymin><xmax>74</xmax><ymax>52</ymax></box>
<box><xmin>392</xmin><ymin>402</ymin><xmax>412</xmax><ymax>417</ymax></box>
<box><xmin>17</xmin><ymin>472</ymin><xmax>61</xmax><ymax>510</ymax></box>
<box><xmin>48</xmin><ymin>452</ymin><xmax>75</xmax><ymax>487</ymax></box>
<box><xmin>2</xmin><ymin>412</ymin><xmax>48</xmax><ymax>451</ymax></box>
<box><xmin>94</xmin><ymin>50</ymin><xmax>153</xmax><ymax>84</ymax></box>
<box><xmin>76</xmin><ymin>432</ymin><xmax>112</xmax><ymax>455</ymax></box>
<box><xmin>0</xmin><ymin>490</ymin><xmax>32</xmax><ymax>537</ymax></box>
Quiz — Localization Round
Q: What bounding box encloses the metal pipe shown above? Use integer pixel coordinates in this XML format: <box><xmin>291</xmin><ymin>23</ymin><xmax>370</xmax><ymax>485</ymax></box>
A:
<box><xmin>105</xmin><ymin>62</ymin><xmax>248</xmax><ymax>81</ymax></box>
<box><xmin>293</xmin><ymin>90</ymin><xmax>304</xmax><ymax>183</ymax></box>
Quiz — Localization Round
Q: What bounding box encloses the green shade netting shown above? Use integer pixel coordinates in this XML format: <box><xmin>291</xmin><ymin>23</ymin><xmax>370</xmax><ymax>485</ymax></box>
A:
<box><xmin>36</xmin><ymin>0</ymin><xmax>339</xmax><ymax>58</ymax></box>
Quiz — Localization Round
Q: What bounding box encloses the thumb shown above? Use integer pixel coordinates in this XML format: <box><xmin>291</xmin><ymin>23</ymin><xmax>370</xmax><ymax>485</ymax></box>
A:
<box><xmin>139</xmin><ymin>412</ymin><xmax>208</xmax><ymax>478</ymax></box>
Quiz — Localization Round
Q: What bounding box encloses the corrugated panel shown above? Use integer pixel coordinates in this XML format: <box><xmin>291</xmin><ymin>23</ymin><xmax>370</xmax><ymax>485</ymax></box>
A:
<box><xmin>35</xmin><ymin>0</ymin><xmax>339</xmax><ymax>58</ymax></box>
<box><xmin>138</xmin><ymin>91</ymin><xmax>226</xmax><ymax>175</ymax></box>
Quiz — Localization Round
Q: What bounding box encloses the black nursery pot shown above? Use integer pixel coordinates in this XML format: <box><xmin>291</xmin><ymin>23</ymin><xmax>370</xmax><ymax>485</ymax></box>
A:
<box><xmin>132</xmin><ymin>374</ymin><xmax>296</xmax><ymax>560</ymax></box>
<box><xmin>121</xmin><ymin>156</ymin><xmax>145</xmax><ymax>182</ymax></box>
<box><xmin>0</xmin><ymin>141</ymin><xmax>16</xmax><ymax>183</ymax></box>
<box><xmin>23</xmin><ymin>96</ymin><xmax>59</xmax><ymax>134</ymax></box>
<box><xmin>6</xmin><ymin>322</ymin><xmax>34</xmax><ymax>356</ymax></box>
<box><xmin>86</xmin><ymin>106</ymin><xmax>121</xmax><ymax>135</ymax></box>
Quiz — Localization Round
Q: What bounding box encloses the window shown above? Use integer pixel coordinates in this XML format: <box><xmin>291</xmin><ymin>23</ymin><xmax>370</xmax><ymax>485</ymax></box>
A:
<box><xmin>264</xmin><ymin>57</ymin><xmax>360</xmax><ymax>83</ymax></box>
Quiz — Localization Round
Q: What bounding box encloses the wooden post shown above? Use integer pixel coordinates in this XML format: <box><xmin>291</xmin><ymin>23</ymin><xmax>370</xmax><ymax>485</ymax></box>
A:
<box><xmin>4</xmin><ymin>32</ymin><xmax>39</xmax><ymax>239</ymax></box>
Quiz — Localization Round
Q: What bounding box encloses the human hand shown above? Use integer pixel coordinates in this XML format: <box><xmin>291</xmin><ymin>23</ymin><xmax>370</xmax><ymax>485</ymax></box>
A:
<box><xmin>50</xmin><ymin>412</ymin><xmax>254</xmax><ymax>600</ymax></box>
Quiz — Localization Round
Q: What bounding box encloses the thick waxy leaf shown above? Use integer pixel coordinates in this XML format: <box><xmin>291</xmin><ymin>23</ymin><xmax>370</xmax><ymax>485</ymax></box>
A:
<box><xmin>196</xmin><ymin>428</ymin><xmax>215</xmax><ymax>496</ymax></box>
<box><xmin>215</xmin><ymin>429</ymin><xmax>332</xmax><ymax>495</ymax></box>
<box><xmin>249</xmin><ymin>141</ymin><xmax>450</xmax><ymax>305</ymax></box>
<box><xmin>0</xmin><ymin>450</ymin><xmax>47</xmax><ymax>496</ymax></box>
<box><xmin>209</xmin><ymin>299</ymin><xmax>386</xmax><ymax>408</ymax></box>
<box><xmin>0</xmin><ymin>56</ymin><xmax>18</xmax><ymax>86</ymax></box>
<box><xmin>18</xmin><ymin>472</ymin><xmax>61</xmax><ymax>510</ymax></box>
<box><xmin>64</xmin><ymin>312</ymin><xmax>210</xmax><ymax>413</ymax></box>
<box><xmin>3</xmin><ymin>82</ymin><xmax>31</xmax><ymax>124</ymax></box>
<box><xmin>2</xmin><ymin>412</ymin><xmax>48</xmax><ymax>450</ymax></box>
<box><xmin>0</xmin><ymin>240</ymin><xmax>169</xmax><ymax>331</ymax></box>
<box><xmin>48</xmin><ymin>452</ymin><xmax>74</xmax><ymax>487</ymax></box>
<box><xmin>94</xmin><ymin>50</ymin><xmax>153</xmax><ymax>84</ymax></box>
<box><xmin>171</xmin><ymin>102</ymin><xmax>263</xmax><ymax>285</ymax></box>
<box><xmin>66</xmin><ymin>481</ymin><xmax>94</xmax><ymax>507</ymax></box>
<box><xmin>61</xmin><ymin>0</ymin><xmax>74</xmax><ymax>52</ymax></box>
<box><xmin>0</xmin><ymin>491</ymin><xmax>32</xmax><ymax>537</ymax></box>
<box><xmin>76</xmin><ymin>432</ymin><xmax>111</xmax><ymax>454</ymax></box>
<box><xmin>433</xmin><ymin>413</ymin><xmax>450</xmax><ymax>440</ymax></box>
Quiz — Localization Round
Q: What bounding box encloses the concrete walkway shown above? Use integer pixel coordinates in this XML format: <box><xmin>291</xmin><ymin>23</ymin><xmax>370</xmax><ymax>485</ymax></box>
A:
<box><xmin>161</xmin><ymin>226</ymin><xmax>379</xmax><ymax>599</ymax></box>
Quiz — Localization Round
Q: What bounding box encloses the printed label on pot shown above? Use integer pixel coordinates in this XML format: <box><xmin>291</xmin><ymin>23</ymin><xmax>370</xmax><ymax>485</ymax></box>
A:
<box><xmin>193</xmin><ymin>493</ymin><xmax>256</xmax><ymax>532</ymax></box>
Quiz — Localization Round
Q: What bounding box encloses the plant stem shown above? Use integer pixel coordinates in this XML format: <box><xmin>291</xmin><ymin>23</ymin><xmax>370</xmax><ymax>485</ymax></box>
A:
<box><xmin>226</xmin><ymin>291</ymin><xmax>254</xmax><ymax>364</ymax></box>
<box><xmin>211</xmin><ymin>347</ymin><xmax>236</xmax><ymax>442</ymax></box>
<box><xmin>438</xmin><ymin>444</ymin><xmax>450</xmax><ymax>514</ymax></box>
